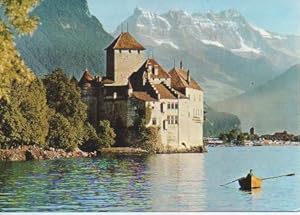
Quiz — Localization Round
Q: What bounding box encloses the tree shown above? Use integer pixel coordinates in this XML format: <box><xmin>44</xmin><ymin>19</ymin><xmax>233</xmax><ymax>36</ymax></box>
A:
<box><xmin>97</xmin><ymin>120</ymin><xmax>116</xmax><ymax>148</ymax></box>
<box><xmin>47</xmin><ymin>112</ymin><xmax>77</xmax><ymax>151</ymax></box>
<box><xmin>237</xmin><ymin>133</ymin><xmax>245</xmax><ymax>145</ymax></box>
<box><xmin>80</xmin><ymin>122</ymin><xmax>102</xmax><ymax>152</ymax></box>
<box><xmin>219</xmin><ymin>133</ymin><xmax>228</xmax><ymax>143</ymax></box>
<box><xmin>0</xmin><ymin>0</ymin><xmax>40</xmax><ymax>98</ymax></box>
<box><xmin>43</xmin><ymin>69</ymin><xmax>87</xmax><ymax>122</ymax></box>
<box><xmin>139</xmin><ymin>126</ymin><xmax>162</xmax><ymax>153</ymax></box>
<box><xmin>132</xmin><ymin>115</ymin><xmax>162</xmax><ymax>153</ymax></box>
<box><xmin>43</xmin><ymin>69</ymin><xmax>87</xmax><ymax>147</ymax></box>
<box><xmin>0</xmin><ymin>79</ymin><xmax>49</xmax><ymax>148</ymax></box>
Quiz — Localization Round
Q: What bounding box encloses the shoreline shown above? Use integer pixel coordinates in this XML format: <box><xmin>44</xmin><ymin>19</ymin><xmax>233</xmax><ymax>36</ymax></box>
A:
<box><xmin>0</xmin><ymin>146</ymin><xmax>96</xmax><ymax>162</ymax></box>
<box><xmin>0</xmin><ymin>145</ymin><xmax>207</xmax><ymax>162</ymax></box>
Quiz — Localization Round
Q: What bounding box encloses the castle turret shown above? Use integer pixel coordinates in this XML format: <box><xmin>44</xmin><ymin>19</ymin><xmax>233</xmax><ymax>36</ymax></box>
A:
<box><xmin>105</xmin><ymin>32</ymin><xmax>145</xmax><ymax>85</ymax></box>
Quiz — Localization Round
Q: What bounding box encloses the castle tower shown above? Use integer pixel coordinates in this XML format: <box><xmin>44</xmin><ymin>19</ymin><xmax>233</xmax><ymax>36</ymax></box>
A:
<box><xmin>105</xmin><ymin>32</ymin><xmax>145</xmax><ymax>85</ymax></box>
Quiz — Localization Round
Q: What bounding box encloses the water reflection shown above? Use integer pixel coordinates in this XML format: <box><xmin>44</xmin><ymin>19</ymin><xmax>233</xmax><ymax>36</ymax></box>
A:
<box><xmin>147</xmin><ymin>154</ymin><xmax>206</xmax><ymax>211</ymax></box>
<box><xmin>239</xmin><ymin>188</ymin><xmax>262</xmax><ymax>196</ymax></box>
<box><xmin>0</xmin><ymin>146</ymin><xmax>299</xmax><ymax>212</ymax></box>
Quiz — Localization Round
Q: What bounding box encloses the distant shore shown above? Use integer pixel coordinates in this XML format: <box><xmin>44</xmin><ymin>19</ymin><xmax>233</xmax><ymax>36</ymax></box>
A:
<box><xmin>206</xmin><ymin>142</ymin><xmax>300</xmax><ymax>147</ymax></box>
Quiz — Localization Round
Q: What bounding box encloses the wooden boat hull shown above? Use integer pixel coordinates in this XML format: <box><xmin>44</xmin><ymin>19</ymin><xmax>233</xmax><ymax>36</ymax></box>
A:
<box><xmin>238</xmin><ymin>175</ymin><xmax>262</xmax><ymax>190</ymax></box>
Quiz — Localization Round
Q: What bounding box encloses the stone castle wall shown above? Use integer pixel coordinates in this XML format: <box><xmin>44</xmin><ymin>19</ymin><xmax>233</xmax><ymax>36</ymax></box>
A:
<box><xmin>113</xmin><ymin>50</ymin><xmax>144</xmax><ymax>85</ymax></box>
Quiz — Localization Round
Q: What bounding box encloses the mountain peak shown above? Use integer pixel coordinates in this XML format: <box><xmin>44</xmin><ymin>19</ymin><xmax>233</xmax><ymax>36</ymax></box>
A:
<box><xmin>219</xmin><ymin>9</ymin><xmax>242</xmax><ymax>18</ymax></box>
<box><xmin>133</xmin><ymin>7</ymin><xmax>156</xmax><ymax>18</ymax></box>
<box><xmin>134</xmin><ymin>7</ymin><xmax>144</xmax><ymax>15</ymax></box>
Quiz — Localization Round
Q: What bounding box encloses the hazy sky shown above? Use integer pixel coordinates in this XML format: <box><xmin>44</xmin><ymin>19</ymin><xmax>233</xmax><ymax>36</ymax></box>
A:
<box><xmin>87</xmin><ymin>0</ymin><xmax>300</xmax><ymax>35</ymax></box>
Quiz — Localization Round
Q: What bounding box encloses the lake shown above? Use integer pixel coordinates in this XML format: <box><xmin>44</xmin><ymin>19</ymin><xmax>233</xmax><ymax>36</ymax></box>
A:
<box><xmin>0</xmin><ymin>146</ymin><xmax>299</xmax><ymax>212</ymax></box>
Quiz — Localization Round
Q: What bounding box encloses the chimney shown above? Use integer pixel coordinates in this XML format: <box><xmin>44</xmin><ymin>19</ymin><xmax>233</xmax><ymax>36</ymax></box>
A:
<box><xmin>187</xmin><ymin>69</ymin><xmax>191</xmax><ymax>84</ymax></box>
<box><xmin>95</xmin><ymin>76</ymin><xmax>102</xmax><ymax>82</ymax></box>
<box><xmin>180</xmin><ymin>60</ymin><xmax>183</xmax><ymax>69</ymax></box>
<box><xmin>153</xmin><ymin>65</ymin><xmax>159</xmax><ymax>76</ymax></box>
<box><xmin>147</xmin><ymin>64</ymin><xmax>153</xmax><ymax>72</ymax></box>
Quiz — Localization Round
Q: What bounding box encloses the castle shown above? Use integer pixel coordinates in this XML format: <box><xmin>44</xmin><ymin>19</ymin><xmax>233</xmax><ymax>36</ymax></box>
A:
<box><xmin>78</xmin><ymin>32</ymin><xmax>204</xmax><ymax>150</ymax></box>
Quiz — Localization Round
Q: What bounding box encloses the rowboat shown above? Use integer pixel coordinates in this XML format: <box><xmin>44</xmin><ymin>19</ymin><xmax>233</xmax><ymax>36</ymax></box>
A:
<box><xmin>238</xmin><ymin>175</ymin><xmax>262</xmax><ymax>191</ymax></box>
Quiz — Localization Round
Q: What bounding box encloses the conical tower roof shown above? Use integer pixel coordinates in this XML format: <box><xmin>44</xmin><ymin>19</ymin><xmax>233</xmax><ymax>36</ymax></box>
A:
<box><xmin>105</xmin><ymin>32</ymin><xmax>145</xmax><ymax>50</ymax></box>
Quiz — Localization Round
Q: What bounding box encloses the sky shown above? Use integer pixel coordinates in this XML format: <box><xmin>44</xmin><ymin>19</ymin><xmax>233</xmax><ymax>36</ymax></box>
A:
<box><xmin>87</xmin><ymin>0</ymin><xmax>300</xmax><ymax>35</ymax></box>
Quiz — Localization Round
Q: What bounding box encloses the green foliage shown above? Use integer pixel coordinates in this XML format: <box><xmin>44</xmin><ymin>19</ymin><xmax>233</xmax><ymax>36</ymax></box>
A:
<box><xmin>0</xmin><ymin>0</ymin><xmax>39</xmax><ymax>34</ymax></box>
<box><xmin>134</xmin><ymin>105</ymin><xmax>152</xmax><ymax>130</ymax></box>
<box><xmin>0</xmin><ymin>79</ymin><xmax>49</xmax><ymax>148</ymax></box>
<box><xmin>204</xmin><ymin>104</ymin><xmax>241</xmax><ymax>137</ymax></box>
<box><xmin>0</xmin><ymin>0</ymin><xmax>39</xmax><ymax>98</ymax></box>
<box><xmin>43</xmin><ymin>69</ymin><xmax>87</xmax><ymax>122</ymax></box>
<box><xmin>97</xmin><ymin>120</ymin><xmax>116</xmax><ymax>148</ymax></box>
<box><xmin>132</xmin><ymin>114</ymin><xmax>162</xmax><ymax>153</ymax></box>
<box><xmin>43</xmin><ymin>69</ymin><xmax>88</xmax><ymax>150</ymax></box>
<box><xmin>139</xmin><ymin>126</ymin><xmax>162</xmax><ymax>153</ymax></box>
<box><xmin>47</xmin><ymin>112</ymin><xmax>77</xmax><ymax>151</ymax></box>
<box><xmin>80</xmin><ymin>122</ymin><xmax>102</xmax><ymax>152</ymax></box>
<box><xmin>219</xmin><ymin>128</ymin><xmax>245</xmax><ymax>144</ymax></box>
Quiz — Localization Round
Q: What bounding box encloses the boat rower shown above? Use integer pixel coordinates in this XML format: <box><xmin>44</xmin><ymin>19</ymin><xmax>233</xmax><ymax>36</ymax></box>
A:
<box><xmin>246</xmin><ymin>169</ymin><xmax>253</xmax><ymax>178</ymax></box>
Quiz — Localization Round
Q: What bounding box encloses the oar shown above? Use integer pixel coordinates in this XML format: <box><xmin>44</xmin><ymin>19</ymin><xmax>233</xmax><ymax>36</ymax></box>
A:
<box><xmin>262</xmin><ymin>173</ymin><xmax>295</xmax><ymax>181</ymax></box>
<box><xmin>220</xmin><ymin>178</ymin><xmax>242</xmax><ymax>186</ymax></box>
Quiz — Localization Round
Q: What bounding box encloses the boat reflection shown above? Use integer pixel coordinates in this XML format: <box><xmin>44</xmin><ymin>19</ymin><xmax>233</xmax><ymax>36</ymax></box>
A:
<box><xmin>239</xmin><ymin>187</ymin><xmax>262</xmax><ymax>195</ymax></box>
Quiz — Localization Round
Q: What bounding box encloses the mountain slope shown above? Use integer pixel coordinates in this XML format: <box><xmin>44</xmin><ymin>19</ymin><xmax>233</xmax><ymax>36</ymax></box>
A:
<box><xmin>15</xmin><ymin>0</ymin><xmax>113</xmax><ymax>77</ymax></box>
<box><xmin>114</xmin><ymin>8</ymin><xmax>300</xmax><ymax>102</ymax></box>
<box><xmin>215</xmin><ymin>64</ymin><xmax>300</xmax><ymax>134</ymax></box>
<box><xmin>204</xmin><ymin>104</ymin><xmax>241</xmax><ymax>137</ymax></box>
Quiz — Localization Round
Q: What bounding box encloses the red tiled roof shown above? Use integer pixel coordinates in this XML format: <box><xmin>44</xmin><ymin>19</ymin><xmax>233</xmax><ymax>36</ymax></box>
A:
<box><xmin>132</xmin><ymin>92</ymin><xmax>157</xmax><ymax>101</ymax></box>
<box><xmin>129</xmin><ymin>58</ymin><xmax>170</xmax><ymax>91</ymax></box>
<box><xmin>153</xmin><ymin>84</ymin><xmax>177</xmax><ymax>99</ymax></box>
<box><xmin>105</xmin><ymin>32</ymin><xmax>145</xmax><ymax>50</ymax></box>
<box><xmin>169</xmin><ymin>68</ymin><xmax>203</xmax><ymax>91</ymax></box>
<box><xmin>146</xmin><ymin>59</ymin><xmax>170</xmax><ymax>79</ymax></box>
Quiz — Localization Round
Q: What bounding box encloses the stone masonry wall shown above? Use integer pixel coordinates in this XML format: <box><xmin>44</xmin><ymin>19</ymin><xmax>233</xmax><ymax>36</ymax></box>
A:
<box><xmin>114</xmin><ymin>50</ymin><xmax>145</xmax><ymax>85</ymax></box>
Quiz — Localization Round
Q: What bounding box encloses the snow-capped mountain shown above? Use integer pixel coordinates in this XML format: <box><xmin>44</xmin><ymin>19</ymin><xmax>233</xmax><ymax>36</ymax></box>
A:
<box><xmin>114</xmin><ymin>8</ymin><xmax>300</xmax><ymax>102</ymax></box>
<box><xmin>117</xmin><ymin>8</ymin><xmax>299</xmax><ymax>62</ymax></box>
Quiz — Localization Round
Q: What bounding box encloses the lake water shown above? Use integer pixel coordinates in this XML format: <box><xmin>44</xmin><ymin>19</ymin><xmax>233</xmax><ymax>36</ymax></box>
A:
<box><xmin>0</xmin><ymin>146</ymin><xmax>299</xmax><ymax>212</ymax></box>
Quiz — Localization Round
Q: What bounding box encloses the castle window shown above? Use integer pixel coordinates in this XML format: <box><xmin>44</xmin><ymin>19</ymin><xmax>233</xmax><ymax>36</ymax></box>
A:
<box><xmin>171</xmin><ymin>103</ymin><xmax>174</xmax><ymax>109</ymax></box>
<box><xmin>161</xmin><ymin>103</ymin><xmax>165</xmax><ymax>113</ymax></box>
<box><xmin>175</xmin><ymin>103</ymin><xmax>178</xmax><ymax>109</ymax></box>
<box><xmin>138</xmin><ymin>50</ymin><xmax>140</xmax><ymax>54</ymax></box>
<box><xmin>175</xmin><ymin>116</ymin><xmax>178</xmax><ymax>124</ymax></box>
<box><xmin>171</xmin><ymin>116</ymin><xmax>174</xmax><ymax>124</ymax></box>
<box><xmin>167</xmin><ymin>116</ymin><xmax>171</xmax><ymax>124</ymax></box>
<box><xmin>167</xmin><ymin>103</ymin><xmax>171</xmax><ymax>109</ymax></box>
<box><xmin>119</xmin><ymin>50</ymin><xmax>122</xmax><ymax>53</ymax></box>
<box><xmin>129</xmin><ymin>49</ymin><xmax>131</xmax><ymax>53</ymax></box>
<box><xmin>152</xmin><ymin>118</ymin><xmax>157</xmax><ymax>125</ymax></box>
